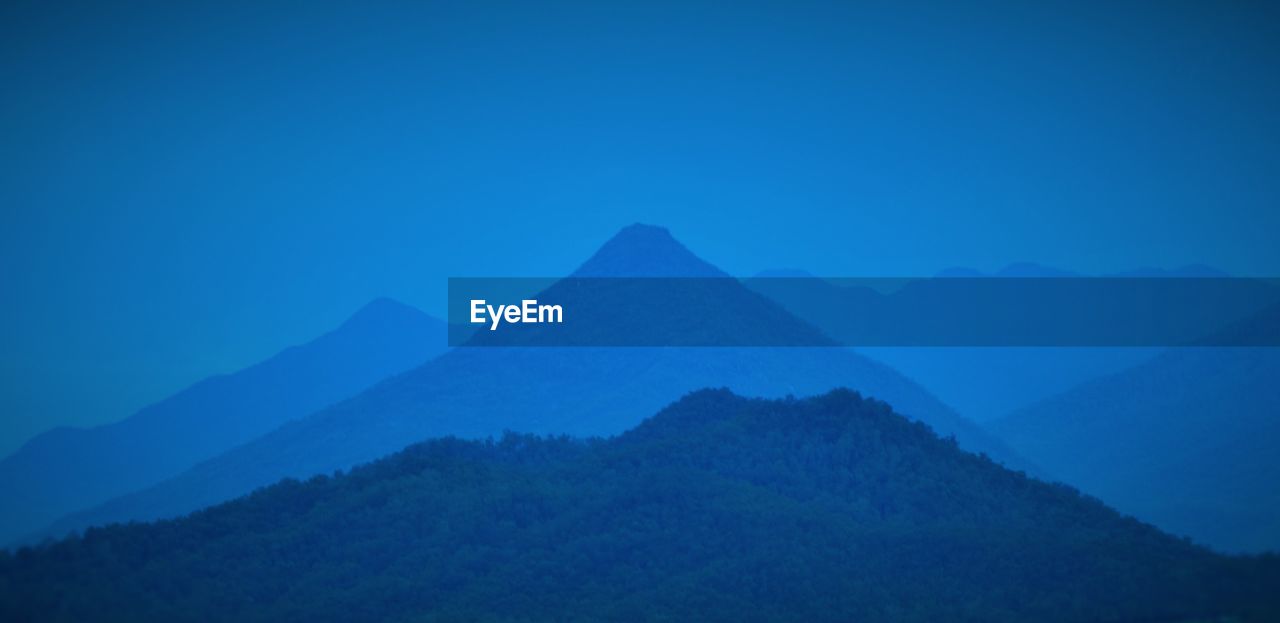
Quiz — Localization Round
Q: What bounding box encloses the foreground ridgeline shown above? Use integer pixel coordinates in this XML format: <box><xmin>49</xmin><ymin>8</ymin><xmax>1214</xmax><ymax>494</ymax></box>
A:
<box><xmin>2</xmin><ymin>389</ymin><xmax>1277</xmax><ymax>622</ymax></box>
<box><xmin>38</xmin><ymin>224</ymin><xmax>1020</xmax><ymax>540</ymax></box>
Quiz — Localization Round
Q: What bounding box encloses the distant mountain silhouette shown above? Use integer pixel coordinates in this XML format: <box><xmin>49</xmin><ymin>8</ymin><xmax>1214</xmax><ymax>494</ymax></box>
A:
<box><xmin>572</xmin><ymin>223</ymin><xmax>727</xmax><ymax>277</ymax></box>
<box><xmin>742</xmin><ymin>273</ymin><xmax>1158</xmax><ymax>419</ymax></box>
<box><xmin>745</xmin><ymin>267</ymin><xmax>1280</xmax><ymax>551</ymax></box>
<box><xmin>744</xmin><ymin>265</ymin><xmax>1257</xmax><ymax>420</ymax></box>
<box><xmin>469</xmin><ymin>242</ymin><xmax>834</xmax><ymax>349</ymax></box>
<box><xmin>989</xmin><ymin>346</ymin><xmax>1280</xmax><ymax>552</ymax></box>
<box><xmin>37</xmin><ymin>225</ymin><xmax>1024</xmax><ymax>540</ymax></box>
<box><xmin>857</xmin><ymin>346</ymin><xmax>1160</xmax><ymax>421</ymax></box>
<box><xmin>4</xmin><ymin>390</ymin><xmax>1276</xmax><ymax>622</ymax></box>
<box><xmin>0</xmin><ymin>298</ymin><xmax>447</xmax><ymax>545</ymax></box>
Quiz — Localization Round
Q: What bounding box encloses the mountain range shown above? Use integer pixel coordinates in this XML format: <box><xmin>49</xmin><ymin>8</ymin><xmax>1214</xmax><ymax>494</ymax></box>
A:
<box><xmin>990</xmin><ymin>345</ymin><xmax>1280</xmax><ymax>552</ymax></box>
<box><xmin>744</xmin><ymin>268</ymin><xmax>1280</xmax><ymax>552</ymax></box>
<box><xmin>4</xmin><ymin>389</ymin><xmax>1275</xmax><ymax>622</ymax></box>
<box><xmin>0</xmin><ymin>298</ymin><xmax>447</xmax><ymax>545</ymax></box>
<box><xmin>33</xmin><ymin>225</ymin><xmax>1025</xmax><ymax>541</ymax></box>
<box><xmin>744</xmin><ymin>266</ymin><xmax>1266</xmax><ymax>422</ymax></box>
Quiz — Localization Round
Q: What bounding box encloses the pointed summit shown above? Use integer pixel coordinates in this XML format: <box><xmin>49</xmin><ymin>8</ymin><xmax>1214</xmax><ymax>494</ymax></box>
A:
<box><xmin>572</xmin><ymin>224</ymin><xmax>729</xmax><ymax>277</ymax></box>
<box><xmin>338</xmin><ymin>297</ymin><xmax>433</xmax><ymax>333</ymax></box>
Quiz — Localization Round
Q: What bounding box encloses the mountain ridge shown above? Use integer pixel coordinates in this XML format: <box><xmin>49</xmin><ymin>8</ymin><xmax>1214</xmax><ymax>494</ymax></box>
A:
<box><xmin>989</xmin><ymin>346</ymin><xmax>1280</xmax><ymax>552</ymax></box>
<box><xmin>0</xmin><ymin>298</ymin><xmax>448</xmax><ymax>546</ymax></box>
<box><xmin>4</xmin><ymin>389</ymin><xmax>1276</xmax><ymax>622</ymax></box>
<box><xmin>571</xmin><ymin>223</ymin><xmax>728</xmax><ymax>278</ymax></box>
<box><xmin>35</xmin><ymin>226</ymin><xmax>1025</xmax><ymax>541</ymax></box>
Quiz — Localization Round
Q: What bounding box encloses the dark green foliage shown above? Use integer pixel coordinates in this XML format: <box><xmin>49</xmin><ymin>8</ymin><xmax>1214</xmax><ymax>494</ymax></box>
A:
<box><xmin>45</xmin><ymin>224</ymin><xmax>1021</xmax><ymax>539</ymax></box>
<box><xmin>3</xmin><ymin>389</ymin><xmax>1277</xmax><ymax>622</ymax></box>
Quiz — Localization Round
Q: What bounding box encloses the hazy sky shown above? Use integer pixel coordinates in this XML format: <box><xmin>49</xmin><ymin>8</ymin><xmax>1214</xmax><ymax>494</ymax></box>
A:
<box><xmin>2</xmin><ymin>0</ymin><xmax>1279</xmax><ymax>452</ymax></box>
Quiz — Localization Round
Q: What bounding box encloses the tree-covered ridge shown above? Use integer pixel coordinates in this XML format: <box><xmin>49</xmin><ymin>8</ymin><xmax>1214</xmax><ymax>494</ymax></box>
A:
<box><xmin>3</xmin><ymin>389</ymin><xmax>1277</xmax><ymax>622</ymax></box>
<box><xmin>42</xmin><ymin>225</ymin><xmax>1020</xmax><ymax>540</ymax></box>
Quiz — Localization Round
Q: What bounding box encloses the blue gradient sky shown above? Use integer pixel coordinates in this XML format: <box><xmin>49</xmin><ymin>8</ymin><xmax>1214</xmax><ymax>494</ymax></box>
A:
<box><xmin>2</xmin><ymin>0</ymin><xmax>1279</xmax><ymax>451</ymax></box>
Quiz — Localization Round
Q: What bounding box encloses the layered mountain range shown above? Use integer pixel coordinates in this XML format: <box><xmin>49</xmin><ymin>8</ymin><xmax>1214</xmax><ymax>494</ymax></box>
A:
<box><xmin>0</xmin><ymin>299</ymin><xmax>447</xmax><ymax>544</ymax></box>
<box><xmin>11</xmin><ymin>224</ymin><xmax>1276</xmax><ymax>561</ymax></box>
<box><xmin>4</xmin><ymin>389</ymin><xmax>1276</xmax><ymax>622</ymax></box>
<box><xmin>32</xmin><ymin>225</ymin><xmax>1023</xmax><ymax>542</ymax></box>
<box><xmin>991</xmin><ymin>345</ymin><xmax>1280</xmax><ymax>552</ymax></box>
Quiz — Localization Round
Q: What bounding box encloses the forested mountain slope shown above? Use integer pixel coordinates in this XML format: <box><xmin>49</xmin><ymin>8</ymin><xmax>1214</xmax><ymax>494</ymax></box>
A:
<box><xmin>3</xmin><ymin>389</ymin><xmax>1275</xmax><ymax>622</ymax></box>
<box><xmin>39</xmin><ymin>225</ymin><xmax>1020</xmax><ymax>540</ymax></box>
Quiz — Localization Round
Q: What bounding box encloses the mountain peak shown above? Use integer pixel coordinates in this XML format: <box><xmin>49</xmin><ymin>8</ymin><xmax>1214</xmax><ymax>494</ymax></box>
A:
<box><xmin>339</xmin><ymin>297</ymin><xmax>435</xmax><ymax>333</ymax></box>
<box><xmin>615</xmin><ymin>222</ymin><xmax>674</xmax><ymax>239</ymax></box>
<box><xmin>572</xmin><ymin>224</ymin><xmax>728</xmax><ymax>277</ymax></box>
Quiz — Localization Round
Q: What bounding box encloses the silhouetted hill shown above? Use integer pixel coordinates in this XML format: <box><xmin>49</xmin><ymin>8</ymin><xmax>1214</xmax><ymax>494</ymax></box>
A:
<box><xmin>572</xmin><ymin>223</ymin><xmax>727</xmax><ymax>277</ymax></box>
<box><xmin>0</xmin><ymin>298</ymin><xmax>447</xmax><ymax>545</ymax></box>
<box><xmin>3</xmin><ymin>390</ymin><xmax>1276</xmax><ymax>622</ymax></box>
<box><xmin>38</xmin><ymin>227</ymin><xmax>1022</xmax><ymax>540</ymax></box>
<box><xmin>989</xmin><ymin>347</ymin><xmax>1280</xmax><ymax>552</ymax></box>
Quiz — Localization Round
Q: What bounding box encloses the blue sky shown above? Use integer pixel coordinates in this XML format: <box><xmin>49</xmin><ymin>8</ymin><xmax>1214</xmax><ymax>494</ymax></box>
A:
<box><xmin>2</xmin><ymin>0</ymin><xmax>1279</xmax><ymax>451</ymax></box>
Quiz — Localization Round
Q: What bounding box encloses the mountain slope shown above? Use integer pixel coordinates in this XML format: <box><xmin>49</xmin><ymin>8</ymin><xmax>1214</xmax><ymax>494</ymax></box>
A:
<box><xmin>3</xmin><ymin>389</ymin><xmax>1275</xmax><ymax>622</ymax></box>
<box><xmin>856</xmin><ymin>346</ymin><xmax>1160</xmax><ymax>421</ymax></box>
<box><xmin>572</xmin><ymin>222</ymin><xmax>729</xmax><ymax>277</ymax></box>
<box><xmin>40</xmin><ymin>225</ymin><xmax>1023</xmax><ymax>539</ymax></box>
<box><xmin>989</xmin><ymin>346</ymin><xmax>1280</xmax><ymax>552</ymax></box>
<box><xmin>0</xmin><ymin>298</ymin><xmax>447</xmax><ymax>545</ymax></box>
<box><xmin>744</xmin><ymin>266</ymin><xmax>1258</xmax><ymax>421</ymax></box>
<box><xmin>743</xmin><ymin>272</ymin><xmax>1161</xmax><ymax>420</ymax></box>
